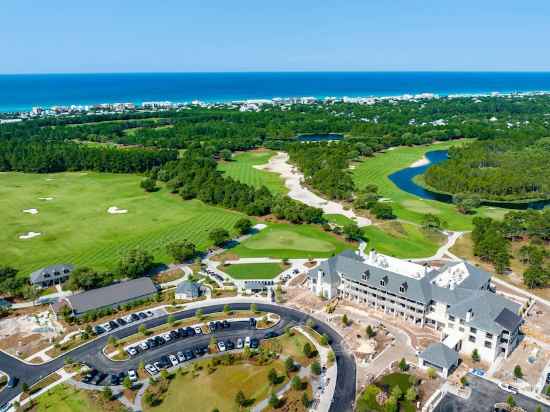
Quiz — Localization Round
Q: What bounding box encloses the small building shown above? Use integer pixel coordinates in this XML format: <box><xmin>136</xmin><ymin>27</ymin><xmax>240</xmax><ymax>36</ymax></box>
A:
<box><xmin>0</xmin><ymin>298</ymin><xmax>12</xmax><ymax>310</ymax></box>
<box><xmin>244</xmin><ymin>280</ymin><xmax>274</xmax><ymax>293</ymax></box>
<box><xmin>174</xmin><ymin>281</ymin><xmax>201</xmax><ymax>300</ymax></box>
<box><xmin>30</xmin><ymin>264</ymin><xmax>74</xmax><ymax>288</ymax></box>
<box><xmin>53</xmin><ymin>277</ymin><xmax>157</xmax><ymax>317</ymax></box>
<box><xmin>418</xmin><ymin>342</ymin><xmax>459</xmax><ymax>377</ymax></box>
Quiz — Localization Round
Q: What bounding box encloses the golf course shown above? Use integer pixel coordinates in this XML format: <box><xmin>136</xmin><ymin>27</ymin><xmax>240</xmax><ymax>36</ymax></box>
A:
<box><xmin>223</xmin><ymin>262</ymin><xmax>286</xmax><ymax>279</ymax></box>
<box><xmin>0</xmin><ymin>172</ymin><xmax>246</xmax><ymax>275</ymax></box>
<box><xmin>218</xmin><ymin>150</ymin><xmax>288</xmax><ymax>195</ymax></box>
<box><xmin>352</xmin><ymin>140</ymin><xmax>509</xmax><ymax>230</ymax></box>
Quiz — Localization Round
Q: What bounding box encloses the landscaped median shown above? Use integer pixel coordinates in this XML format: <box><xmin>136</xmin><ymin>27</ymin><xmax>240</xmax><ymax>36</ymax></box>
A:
<box><xmin>104</xmin><ymin>310</ymin><xmax>281</xmax><ymax>361</ymax></box>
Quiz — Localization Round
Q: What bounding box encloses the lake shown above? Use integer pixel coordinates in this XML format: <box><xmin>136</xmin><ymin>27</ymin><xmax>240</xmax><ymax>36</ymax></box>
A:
<box><xmin>388</xmin><ymin>150</ymin><xmax>549</xmax><ymax>210</ymax></box>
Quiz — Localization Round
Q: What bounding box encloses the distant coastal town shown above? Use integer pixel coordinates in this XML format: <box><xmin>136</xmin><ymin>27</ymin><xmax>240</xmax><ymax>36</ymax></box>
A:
<box><xmin>1</xmin><ymin>90</ymin><xmax>549</xmax><ymax>123</ymax></box>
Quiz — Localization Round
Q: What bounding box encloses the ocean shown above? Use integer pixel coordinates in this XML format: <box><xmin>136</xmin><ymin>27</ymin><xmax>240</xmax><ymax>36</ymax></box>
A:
<box><xmin>1</xmin><ymin>71</ymin><xmax>550</xmax><ymax>113</ymax></box>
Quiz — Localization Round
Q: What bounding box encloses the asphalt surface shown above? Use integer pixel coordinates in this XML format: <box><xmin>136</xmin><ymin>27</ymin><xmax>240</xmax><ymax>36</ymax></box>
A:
<box><xmin>0</xmin><ymin>303</ymin><xmax>356</xmax><ymax>411</ymax></box>
<box><xmin>434</xmin><ymin>374</ymin><xmax>550</xmax><ymax>412</ymax></box>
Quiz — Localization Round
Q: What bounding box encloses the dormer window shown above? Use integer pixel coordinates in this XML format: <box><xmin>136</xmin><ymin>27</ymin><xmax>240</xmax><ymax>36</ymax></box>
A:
<box><xmin>399</xmin><ymin>282</ymin><xmax>407</xmax><ymax>293</ymax></box>
<box><xmin>44</xmin><ymin>273</ymin><xmax>51</xmax><ymax>278</ymax></box>
<box><xmin>361</xmin><ymin>270</ymin><xmax>369</xmax><ymax>281</ymax></box>
<box><xmin>379</xmin><ymin>279</ymin><xmax>385</xmax><ymax>287</ymax></box>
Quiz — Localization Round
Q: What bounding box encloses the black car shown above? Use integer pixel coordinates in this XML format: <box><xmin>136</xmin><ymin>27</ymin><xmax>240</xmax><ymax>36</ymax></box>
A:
<box><xmin>225</xmin><ymin>340</ymin><xmax>235</xmax><ymax>350</ymax></box>
<box><xmin>222</xmin><ymin>320</ymin><xmax>230</xmax><ymax>328</ymax></box>
<box><xmin>215</xmin><ymin>321</ymin><xmax>223</xmax><ymax>329</ymax></box>
<box><xmin>93</xmin><ymin>325</ymin><xmax>105</xmax><ymax>335</ymax></box>
<box><xmin>184</xmin><ymin>350</ymin><xmax>195</xmax><ymax>360</ymax></box>
<box><xmin>249</xmin><ymin>317</ymin><xmax>256</xmax><ymax>327</ymax></box>
<box><xmin>178</xmin><ymin>327</ymin><xmax>187</xmax><ymax>337</ymax></box>
<box><xmin>81</xmin><ymin>369</ymin><xmax>98</xmax><ymax>383</ymax></box>
<box><xmin>186</xmin><ymin>327</ymin><xmax>195</xmax><ymax>336</ymax></box>
<box><xmin>250</xmin><ymin>338</ymin><xmax>259</xmax><ymax>349</ymax></box>
<box><xmin>160</xmin><ymin>356</ymin><xmax>170</xmax><ymax>368</ymax></box>
<box><xmin>108</xmin><ymin>320</ymin><xmax>119</xmax><ymax>329</ymax></box>
<box><xmin>208</xmin><ymin>322</ymin><xmax>216</xmax><ymax>331</ymax></box>
<box><xmin>108</xmin><ymin>374</ymin><xmax>120</xmax><ymax>386</ymax></box>
<box><xmin>6</xmin><ymin>376</ymin><xmax>18</xmax><ymax>389</ymax></box>
<box><xmin>155</xmin><ymin>336</ymin><xmax>166</xmax><ymax>345</ymax></box>
<box><xmin>147</xmin><ymin>338</ymin><xmax>158</xmax><ymax>348</ymax></box>
<box><xmin>116</xmin><ymin>318</ymin><xmax>127</xmax><ymax>326</ymax></box>
<box><xmin>264</xmin><ymin>331</ymin><xmax>277</xmax><ymax>339</ymax></box>
<box><xmin>193</xmin><ymin>347</ymin><xmax>202</xmax><ymax>356</ymax></box>
<box><xmin>131</xmin><ymin>313</ymin><xmax>141</xmax><ymax>321</ymax></box>
<box><xmin>91</xmin><ymin>372</ymin><xmax>107</xmax><ymax>385</ymax></box>
<box><xmin>169</xmin><ymin>330</ymin><xmax>179</xmax><ymax>339</ymax></box>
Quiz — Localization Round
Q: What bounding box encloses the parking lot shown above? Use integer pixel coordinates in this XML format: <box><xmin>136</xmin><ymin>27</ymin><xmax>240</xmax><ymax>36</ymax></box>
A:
<box><xmin>434</xmin><ymin>375</ymin><xmax>550</xmax><ymax>412</ymax></box>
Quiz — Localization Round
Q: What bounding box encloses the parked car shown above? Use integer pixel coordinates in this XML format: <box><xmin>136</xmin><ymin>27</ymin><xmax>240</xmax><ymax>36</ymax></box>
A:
<box><xmin>124</xmin><ymin>315</ymin><xmax>134</xmax><ymax>323</ymax></box>
<box><xmin>155</xmin><ymin>336</ymin><xmax>165</xmax><ymax>345</ymax></box>
<box><xmin>169</xmin><ymin>330</ymin><xmax>180</xmax><ymax>340</ymax></box>
<box><xmin>145</xmin><ymin>310</ymin><xmax>154</xmax><ymax>317</ymax></box>
<box><xmin>222</xmin><ymin>320</ymin><xmax>230</xmax><ymax>328</ymax></box>
<box><xmin>186</xmin><ymin>327</ymin><xmax>196</xmax><ymax>336</ymax></box>
<box><xmin>250</xmin><ymin>338</ymin><xmax>259</xmax><ymax>349</ymax></box>
<box><xmin>215</xmin><ymin>321</ymin><xmax>223</xmax><ymax>330</ymax></box>
<box><xmin>249</xmin><ymin>318</ymin><xmax>256</xmax><ymax>327</ymax></box>
<box><xmin>147</xmin><ymin>338</ymin><xmax>158</xmax><ymax>348</ymax></box>
<box><xmin>160</xmin><ymin>356</ymin><xmax>170</xmax><ymax>368</ymax></box>
<box><xmin>178</xmin><ymin>328</ymin><xmax>187</xmax><ymax>337</ymax></box>
<box><xmin>244</xmin><ymin>336</ymin><xmax>251</xmax><ymax>348</ymax></box>
<box><xmin>225</xmin><ymin>340</ymin><xmax>235</xmax><ymax>350</ymax></box>
<box><xmin>153</xmin><ymin>361</ymin><xmax>162</xmax><ymax>371</ymax></box>
<box><xmin>169</xmin><ymin>354</ymin><xmax>179</xmax><ymax>367</ymax></box>
<box><xmin>208</xmin><ymin>322</ymin><xmax>216</xmax><ymax>332</ymax></box>
<box><xmin>194</xmin><ymin>326</ymin><xmax>202</xmax><ymax>335</ymax></box>
<box><xmin>264</xmin><ymin>331</ymin><xmax>277</xmax><ymax>339</ymax></box>
<box><xmin>185</xmin><ymin>350</ymin><xmax>195</xmax><ymax>360</ymax></box>
<box><xmin>91</xmin><ymin>372</ymin><xmax>107</xmax><ymax>385</ymax></box>
<box><xmin>6</xmin><ymin>376</ymin><xmax>18</xmax><ymax>389</ymax></box>
<box><xmin>236</xmin><ymin>338</ymin><xmax>243</xmax><ymax>349</ymax></box>
<box><xmin>139</xmin><ymin>341</ymin><xmax>149</xmax><ymax>351</ymax></box>
<box><xmin>176</xmin><ymin>351</ymin><xmax>186</xmax><ymax>362</ymax></box>
<box><xmin>116</xmin><ymin>318</ymin><xmax>126</xmax><ymax>326</ymax></box>
<box><xmin>144</xmin><ymin>364</ymin><xmax>157</xmax><ymax>376</ymax></box>
<box><xmin>127</xmin><ymin>347</ymin><xmax>138</xmax><ymax>357</ymax></box>
<box><xmin>81</xmin><ymin>369</ymin><xmax>97</xmax><ymax>384</ymax></box>
<box><xmin>93</xmin><ymin>325</ymin><xmax>105</xmax><ymax>335</ymax></box>
<box><xmin>498</xmin><ymin>383</ymin><xmax>518</xmax><ymax>394</ymax></box>
<box><xmin>134</xmin><ymin>313</ymin><xmax>144</xmax><ymax>320</ymax></box>
<box><xmin>471</xmin><ymin>368</ymin><xmax>485</xmax><ymax>377</ymax></box>
<box><xmin>102</xmin><ymin>323</ymin><xmax>112</xmax><ymax>332</ymax></box>
<box><xmin>108</xmin><ymin>374</ymin><xmax>120</xmax><ymax>386</ymax></box>
<box><xmin>217</xmin><ymin>341</ymin><xmax>226</xmax><ymax>352</ymax></box>
<box><xmin>162</xmin><ymin>333</ymin><xmax>172</xmax><ymax>342</ymax></box>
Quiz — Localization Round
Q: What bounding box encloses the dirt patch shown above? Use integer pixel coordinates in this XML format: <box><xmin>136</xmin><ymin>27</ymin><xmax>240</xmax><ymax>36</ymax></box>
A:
<box><xmin>153</xmin><ymin>268</ymin><xmax>184</xmax><ymax>284</ymax></box>
<box><xmin>494</xmin><ymin>339</ymin><xmax>550</xmax><ymax>386</ymax></box>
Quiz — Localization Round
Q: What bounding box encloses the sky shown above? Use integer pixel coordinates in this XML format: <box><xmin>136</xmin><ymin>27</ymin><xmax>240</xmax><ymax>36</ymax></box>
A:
<box><xmin>1</xmin><ymin>0</ymin><xmax>549</xmax><ymax>74</ymax></box>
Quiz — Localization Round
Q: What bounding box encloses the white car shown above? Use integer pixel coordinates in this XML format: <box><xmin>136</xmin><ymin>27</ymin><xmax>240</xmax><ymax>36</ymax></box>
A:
<box><xmin>176</xmin><ymin>351</ymin><xmax>185</xmax><ymax>362</ymax></box>
<box><xmin>125</xmin><ymin>315</ymin><xmax>134</xmax><ymax>323</ymax></box>
<box><xmin>217</xmin><ymin>341</ymin><xmax>226</xmax><ymax>352</ymax></box>
<box><xmin>144</xmin><ymin>364</ymin><xmax>158</xmax><ymax>376</ymax></box>
<box><xmin>139</xmin><ymin>341</ymin><xmax>149</xmax><ymax>351</ymax></box>
<box><xmin>236</xmin><ymin>338</ymin><xmax>243</xmax><ymax>349</ymax></box>
<box><xmin>162</xmin><ymin>333</ymin><xmax>172</xmax><ymax>342</ymax></box>
<box><xmin>194</xmin><ymin>326</ymin><xmax>202</xmax><ymax>335</ymax></box>
<box><xmin>128</xmin><ymin>369</ymin><xmax>138</xmax><ymax>381</ymax></box>
<box><xmin>169</xmin><ymin>354</ymin><xmax>179</xmax><ymax>367</ymax></box>
<box><xmin>498</xmin><ymin>383</ymin><xmax>518</xmax><ymax>394</ymax></box>
<box><xmin>126</xmin><ymin>347</ymin><xmax>138</xmax><ymax>357</ymax></box>
<box><xmin>102</xmin><ymin>322</ymin><xmax>112</xmax><ymax>332</ymax></box>
<box><xmin>244</xmin><ymin>336</ymin><xmax>251</xmax><ymax>348</ymax></box>
<box><xmin>146</xmin><ymin>310</ymin><xmax>154</xmax><ymax>317</ymax></box>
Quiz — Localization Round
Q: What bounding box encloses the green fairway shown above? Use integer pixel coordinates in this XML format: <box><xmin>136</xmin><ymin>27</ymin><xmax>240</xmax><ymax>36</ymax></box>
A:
<box><xmin>323</xmin><ymin>214</ymin><xmax>355</xmax><ymax>227</ymax></box>
<box><xmin>31</xmin><ymin>384</ymin><xmax>120</xmax><ymax>412</ymax></box>
<box><xmin>231</xmin><ymin>223</ymin><xmax>350</xmax><ymax>258</ymax></box>
<box><xmin>363</xmin><ymin>221</ymin><xmax>445</xmax><ymax>258</ymax></box>
<box><xmin>223</xmin><ymin>262</ymin><xmax>284</xmax><ymax>279</ymax></box>
<box><xmin>352</xmin><ymin>141</ymin><xmax>511</xmax><ymax>230</ymax></box>
<box><xmin>218</xmin><ymin>150</ymin><xmax>288</xmax><ymax>194</ymax></box>
<box><xmin>0</xmin><ymin>172</ymin><xmax>246</xmax><ymax>275</ymax></box>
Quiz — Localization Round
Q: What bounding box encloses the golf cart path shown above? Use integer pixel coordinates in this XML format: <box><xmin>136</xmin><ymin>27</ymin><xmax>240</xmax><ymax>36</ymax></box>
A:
<box><xmin>256</xmin><ymin>152</ymin><xmax>371</xmax><ymax>227</ymax></box>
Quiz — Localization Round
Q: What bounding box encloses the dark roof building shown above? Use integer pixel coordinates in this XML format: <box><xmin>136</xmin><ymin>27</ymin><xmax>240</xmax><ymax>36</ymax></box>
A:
<box><xmin>419</xmin><ymin>342</ymin><xmax>460</xmax><ymax>377</ymax></box>
<box><xmin>30</xmin><ymin>264</ymin><xmax>74</xmax><ymax>287</ymax></box>
<box><xmin>175</xmin><ymin>281</ymin><xmax>201</xmax><ymax>299</ymax></box>
<box><xmin>55</xmin><ymin>277</ymin><xmax>157</xmax><ymax>317</ymax></box>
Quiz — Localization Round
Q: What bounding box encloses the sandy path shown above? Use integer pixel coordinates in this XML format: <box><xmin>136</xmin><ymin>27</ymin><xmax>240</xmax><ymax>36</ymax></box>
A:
<box><xmin>255</xmin><ymin>152</ymin><xmax>371</xmax><ymax>227</ymax></box>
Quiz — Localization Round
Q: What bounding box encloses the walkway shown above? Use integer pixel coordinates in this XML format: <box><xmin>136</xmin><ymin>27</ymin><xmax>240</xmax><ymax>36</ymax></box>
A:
<box><xmin>255</xmin><ymin>152</ymin><xmax>371</xmax><ymax>227</ymax></box>
<box><xmin>410</xmin><ymin>231</ymin><xmax>464</xmax><ymax>262</ymax></box>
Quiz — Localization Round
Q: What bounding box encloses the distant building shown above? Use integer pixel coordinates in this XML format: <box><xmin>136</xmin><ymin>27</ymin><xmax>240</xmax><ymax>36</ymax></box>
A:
<box><xmin>418</xmin><ymin>342</ymin><xmax>459</xmax><ymax>377</ymax></box>
<box><xmin>309</xmin><ymin>249</ymin><xmax>523</xmax><ymax>364</ymax></box>
<box><xmin>53</xmin><ymin>277</ymin><xmax>157</xmax><ymax>317</ymax></box>
<box><xmin>244</xmin><ymin>280</ymin><xmax>274</xmax><ymax>293</ymax></box>
<box><xmin>30</xmin><ymin>264</ymin><xmax>74</xmax><ymax>288</ymax></box>
<box><xmin>174</xmin><ymin>281</ymin><xmax>201</xmax><ymax>300</ymax></box>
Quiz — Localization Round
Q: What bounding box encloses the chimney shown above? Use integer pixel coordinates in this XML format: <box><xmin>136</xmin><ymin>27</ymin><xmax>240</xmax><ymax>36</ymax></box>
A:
<box><xmin>466</xmin><ymin>309</ymin><xmax>473</xmax><ymax>322</ymax></box>
<box><xmin>369</xmin><ymin>248</ymin><xmax>376</xmax><ymax>263</ymax></box>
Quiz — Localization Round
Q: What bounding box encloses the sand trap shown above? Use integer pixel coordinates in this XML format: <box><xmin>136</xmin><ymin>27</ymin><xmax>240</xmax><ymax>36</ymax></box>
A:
<box><xmin>23</xmin><ymin>208</ymin><xmax>39</xmax><ymax>215</ymax></box>
<box><xmin>108</xmin><ymin>206</ymin><xmax>128</xmax><ymax>214</ymax></box>
<box><xmin>45</xmin><ymin>178</ymin><xmax>55</xmax><ymax>181</ymax></box>
<box><xmin>253</xmin><ymin>223</ymin><xmax>267</xmax><ymax>231</ymax></box>
<box><xmin>256</xmin><ymin>152</ymin><xmax>371</xmax><ymax>227</ymax></box>
<box><xmin>39</xmin><ymin>197</ymin><xmax>54</xmax><ymax>201</ymax></box>
<box><xmin>410</xmin><ymin>156</ymin><xmax>429</xmax><ymax>167</ymax></box>
<box><xmin>19</xmin><ymin>231</ymin><xmax>41</xmax><ymax>239</ymax></box>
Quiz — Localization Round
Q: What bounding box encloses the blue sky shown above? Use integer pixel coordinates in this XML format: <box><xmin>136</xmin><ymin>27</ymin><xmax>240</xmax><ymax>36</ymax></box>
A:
<box><xmin>1</xmin><ymin>0</ymin><xmax>549</xmax><ymax>73</ymax></box>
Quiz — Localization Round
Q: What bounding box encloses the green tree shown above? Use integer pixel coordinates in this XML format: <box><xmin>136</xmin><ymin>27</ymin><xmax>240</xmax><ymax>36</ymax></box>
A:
<box><xmin>398</xmin><ymin>358</ymin><xmax>408</xmax><ymax>372</ymax></box>
<box><xmin>140</xmin><ymin>177</ymin><xmax>157</xmax><ymax>192</ymax></box>
<box><xmin>235</xmin><ymin>390</ymin><xmax>246</xmax><ymax>407</ymax></box>
<box><xmin>427</xmin><ymin>367</ymin><xmax>437</xmax><ymax>379</ymax></box>
<box><xmin>209</xmin><ymin>228</ymin><xmax>230</xmax><ymax>247</ymax></box>
<box><xmin>385</xmin><ymin>396</ymin><xmax>398</xmax><ymax>412</ymax></box>
<box><xmin>167</xmin><ymin>314</ymin><xmax>175</xmax><ymax>325</ymax></box>
<box><xmin>460</xmin><ymin>376</ymin><xmax>468</xmax><ymax>387</ymax></box>
<box><xmin>21</xmin><ymin>382</ymin><xmax>29</xmax><ymax>393</ymax></box>
<box><xmin>102</xmin><ymin>386</ymin><xmax>113</xmax><ymax>401</ymax></box>
<box><xmin>303</xmin><ymin>342</ymin><xmax>313</xmax><ymax>358</ymax></box>
<box><xmin>301</xmin><ymin>392</ymin><xmax>310</xmax><ymax>407</ymax></box>
<box><xmin>327</xmin><ymin>351</ymin><xmax>336</xmax><ymax>364</ymax></box>
<box><xmin>269</xmin><ymin>392</ymin><xmax>280</xmax><ymax>408</ymax></box>
<box><xmin>472</xmin><ymin>349</ymin><xmax>480</xmax><ymax>363</ymax></box>
<box><xmin>391</xmin><ymin>385</ymin><xmax>402</xmax><ymax>400</ymax></box>
<box><xmin>223</xmin><ymin>304</ymin><xmax>231</xmax><ymax>314</ymax></box>
<box><xmin>117</xmin><ymin>248</ymin><xmax>154</xmax><ymax>278</ymax></box>
<box><xmin>342</xmin><ymin>313</ymin><xmax>350</xmax><ymax>326</ymax></box>
<box><xmin>285</xmin><ymin>357</ymin><xmax>295</xmax><ymax>373</ymax></box>
<box><xmin>421</xmin><ymin>214</ymin><xmax>442</xmax><ymax>230</ymax></box>
<box><xmin>268</xmin><ymin>368</ymin><xmax>278</xmax><ymax>385</ymax></box>
<box><xmin>166</xmin><ymin>240</ymin><xmax>196</xmax><ymax>263</ymax></box>
<box><xmin>196</xmin><ymin>308</ymin><xmax>204</xmax><ymax>319</ymax></box>
<box><xmin>506</xmin><ymin>395</ymin><xmax>516</xmax><ymax>407</ymax></box>
<box><xmin>220</xmin><ymin>149</ymin><xmax>232</xmax><ymax>161</ymax></box>
<box><xmin>320</xmin><ymin>333</ymin><xmax>329</xmax><ymax>346</ymax></box>
<box><xmin>343</xmin><ymin>223</ymin><xmax>362</xmax><ymax>241</ymax></box>
<box><xmin>250</xmin><ymin>303</ymin><xmax>258</xmax><ymax>313</ymax></box>
<box><xmin>513</xmin><ymin>365</ymin><xmax>523</xmax><ymax>379</ymax></box>
<box><xmin>291</xmin><ymin>375</ymin><xmax>302</xmax><ymax>390</ymax></box>
<box><xmin>123</xmin><ymin>376</ymin><xmax>132</xmax><ymax>389</ymax></box>
<box><xmin>311</xmin><ymin>361</ymin><xmax>321</xmax><ymax>375</ymax></box>
<box><xmin>234</xmin><ymin>218</ymin><xmax>253</xmax><ymax>235</ymax></box>
<box><xmin>139</xmin><ymin>324</ymin><xmax>148</xmax><ymax>336</ymax></box>
<box><xmin>366</xmin><ymin>325</ymin><xmax>376</xmax><ymax>338</ymax></box>
<box><xmin>405</xmin><ymin>387</ymin><xmax>417</xmax><ymax>402</ymax></box>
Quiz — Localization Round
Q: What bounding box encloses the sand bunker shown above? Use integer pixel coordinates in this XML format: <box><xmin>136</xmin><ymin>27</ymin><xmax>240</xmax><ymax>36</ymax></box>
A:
<box><xmin>19</xmin><ymin>231</ymin><xmax>41</xmax><ymax>239</ymax></box>
<box><xmin>45</xmin><ymin>178</ymin><xmax>55</xmax><ymax>181</ymax></box>
<box><xmin>253</xmin><ymin>223</ymin><xmax>267</xmax><ymax>231</ymax></box>
<box><xmin>108</xmin><ymin>206</ymin><xmax>128</xmax><ymax>214</ymax></box>
<box><xmin>23</xmin><ymin>208</ymin><xmax>39</xmax><ymax>215</ymax></box>
<box><xmin>39</xmin><ymin>197</ymin><xmax>54</xmax><ymax>201</ymax></box>
<box><xmin>410</xmin><ymin>156</ymin><xmax>429</xmax><ymax>167</ymax></box>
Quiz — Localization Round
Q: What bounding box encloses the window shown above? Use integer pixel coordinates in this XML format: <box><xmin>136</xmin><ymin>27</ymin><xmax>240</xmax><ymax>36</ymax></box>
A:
<box><xmin>399</xmin><ymin>285</ymin><xmax>406</xmax><ymax>293</ymax></box>
<box><xmin>459</xmin><ymin>327</ymin><xmax>465</xmax><ymax>332</ymax></box>
<box><xmin>470</xmin><ymin>327</ymin><xmax>477</xmax><ymax>334</ymax></box>
<box><xmin>362</xmin><ymin>271</ymin><xmax>369</xmax><ymax>280</ymax></box>
<box><xmin>379</xmin><ymin>280</ymin><xmax>385</xmax><ymax>286</ymax></box>
<box><xmin>468</xmin><ymin>335</ymin><xmax>476</xmax><ymax>343</ymax></box>
<box><xmin>449</xmin><ymin>315</ymin><xmax>455</xmax><ymax>322</ymax></box>
<box><xmin>484</xmin><ymin>341</ymin><xmax>492</xmax><ymax>349</ymax></box>
<box><xmin>448</xmin><ymin>323</ymin><xmax>454</xmax><ymax>329</ymax></box>
<box><xmin>459</xmin><ymin>318</ymin><xmax>465</xmax><ymax>325</ymax></box>
<box><xmin>486</xmin><ymin>332</ymin><xmax>493</xmax><ymax>339</ymax></box>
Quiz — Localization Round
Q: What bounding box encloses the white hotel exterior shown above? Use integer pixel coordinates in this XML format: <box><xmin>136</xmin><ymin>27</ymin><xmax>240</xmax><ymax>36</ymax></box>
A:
<box><xmin>308</xmin><ymin>249</ymin><xmax>523</xmax><ymax>375</ymax></box>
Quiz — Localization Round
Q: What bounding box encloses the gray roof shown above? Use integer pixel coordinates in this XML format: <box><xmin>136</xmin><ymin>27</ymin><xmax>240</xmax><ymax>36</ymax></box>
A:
<box><xmin>439</xmin><ymin>262</ymin><xmax>491</xmax><ymax>290</ymax></box>
<box><xmin>244</xmin><ymin>280</ymin><xmax>274</xmax><ymax>289</ymax></box>
<box><xmin>175</xmin><ymin>281</ymin><xmax>200</xmax><ymax>298</ymax></box>
<box><xmin>419</xmin><ymin>342</ymin><xmax>459</xmax><ymax>369</ymax></box>
<box><xmin>494</xmin><ymin>308</ymin><xmax>523</xmax><ymax>332</ymax></box>
<box><xmin>30</xmin><ymin>264</ymin><xmax>74</xmax><ymax>284</ymax></box>
<box><xmin>63</xmin><ymin>277</ymin><xmax>157</xmax><ymax>314</ymax></box>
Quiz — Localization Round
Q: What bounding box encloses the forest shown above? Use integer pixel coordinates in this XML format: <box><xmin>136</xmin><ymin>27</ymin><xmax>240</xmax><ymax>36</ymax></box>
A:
<box><xmin>424</xmin><ymin>136</ymin><xmax>550</xmax><ymax>201</ymax></box>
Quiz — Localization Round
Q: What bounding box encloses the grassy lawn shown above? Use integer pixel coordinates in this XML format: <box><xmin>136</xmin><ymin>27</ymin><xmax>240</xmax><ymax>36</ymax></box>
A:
<box><xmin>143</xmin><ymin>359</ymin><xmax>287</xmax><ymax>412</ymax></box>
<box><xmin>0</xmin><ymin>172</ymin><xmax>246</xmax><ymax>275</ymax></box>
<box><xmin>323</xmin><ymin>214</ymin><xmax>356</xmax><ymax>227</ymax></box>
<box><xmin>363</xmin><ymin>221</ymin><xmax>445</xmax><ymax>258</ymax></box>
<box><xmin>223</xmin><ymin>262</ymin><xmax>285</xmax><ymax>279</ymax></box>
<box><xmin>231</xmin><ymin>223</ymin><xmax>351</xmax><ymax>259</ymax></box>
<box><xmin>261</xmin><ymin>329</ymin><xmax>318</xmax><ymax>366</ymax></box>
<box><xmin>29</xmin><ymin>383</ymin><xmax>123</xmax><ymax>412</ymax></box>
<box><xmin>218</xmin><ymin>150</ymin><xmax>288</xmax><ymax>195</ymax></box>
<box><xmin>352</xmin><ymin>141</ymin><xmax>512</xmax><ymax>230</ymax></box>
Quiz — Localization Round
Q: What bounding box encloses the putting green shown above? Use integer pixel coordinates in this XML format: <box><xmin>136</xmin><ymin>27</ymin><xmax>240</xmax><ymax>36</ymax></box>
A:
<box><xmin>0</xmin><ymin>172</ymin><xmax>246</xmax><ymax>275</ymax></box>
<box><xmin>231</xmin><ymin>223</ymin><xmax>350</xmax><ymax>258</ymax></box>
<box><xmin>223</xmin><ymin>263</ymin><xmax>284</xmax><ymax>279</ymax></box>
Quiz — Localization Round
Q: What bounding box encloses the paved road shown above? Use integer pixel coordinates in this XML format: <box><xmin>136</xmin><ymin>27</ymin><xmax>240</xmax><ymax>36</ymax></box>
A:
<box><xmin>0</xmin><ymin>303</ymin><xmax>356</xmax><ymax>412</ymax></box>
<box><xmin>434</xmin><ymin>374</ymin><xmax>550</xmax><ymax>412</ymax></box>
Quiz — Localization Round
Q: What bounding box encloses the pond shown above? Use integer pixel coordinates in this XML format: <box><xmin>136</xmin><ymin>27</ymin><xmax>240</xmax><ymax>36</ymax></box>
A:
<box><xmin>388</xmin><ymin>150</ymin><xmax>549</xmax><ymax>210</ymax></box>
<box><xmin>297</xmin><ymin>133</ymin><xmax>343</xmax><ymax>142</ymax></box>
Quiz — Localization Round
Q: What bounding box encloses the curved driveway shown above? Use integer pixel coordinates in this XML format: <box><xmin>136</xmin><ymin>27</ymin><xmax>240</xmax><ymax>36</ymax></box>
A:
<box><xmin>0</xmin><ymin>303</ymin><xmax>356</xmax><ymax>411</ymax></box>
